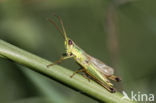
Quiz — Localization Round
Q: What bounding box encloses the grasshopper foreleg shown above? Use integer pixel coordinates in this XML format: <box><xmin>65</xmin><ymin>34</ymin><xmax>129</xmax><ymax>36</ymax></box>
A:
<box><xmin>47</xmin><ymin>53</ymin><xmax>74</xmax><ymax>67</ymax></box>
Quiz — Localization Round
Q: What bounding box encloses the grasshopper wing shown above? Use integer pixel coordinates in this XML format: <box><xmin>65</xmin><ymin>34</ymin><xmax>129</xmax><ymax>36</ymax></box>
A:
<box><xmin>87</xmin><ymin>55</ymin><xmax>114</xmax><ymax>76</ymax></box>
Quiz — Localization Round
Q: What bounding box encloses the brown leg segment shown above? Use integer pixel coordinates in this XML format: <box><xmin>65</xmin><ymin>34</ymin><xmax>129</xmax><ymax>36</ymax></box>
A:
<box><xmin>81</xmin><ymin>73</ymin><xmax>90</xmax><ymax>82</ymax></box>
<box><xmin>47</xmin><ymin>57</ymin><xmax>64</xmax><ymax>67</ymax></box>
<box><xmin>47</xmin><ymin>55</ymin><xmax>74</xmax><ymax>68</ymax></box>
<box><xmin>70</xmin><ymin>68</ymin><xmax>85</xmax><ymax>78</ymax></box>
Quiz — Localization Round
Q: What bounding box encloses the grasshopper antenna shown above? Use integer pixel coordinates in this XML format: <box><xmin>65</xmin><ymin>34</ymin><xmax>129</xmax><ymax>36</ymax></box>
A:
<box><xmin>47</xmin><ymin>18</ymin><xmax>67</xmax><ymax>40</ymax></box>
<box><xmin>55</xmin><ymin>15</ymin><xmax>68</xmax><ymax>40</ymax></box>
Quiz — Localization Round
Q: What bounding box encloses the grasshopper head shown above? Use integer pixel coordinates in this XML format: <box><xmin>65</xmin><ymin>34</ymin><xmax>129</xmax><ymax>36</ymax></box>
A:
<box><xmin>64</xmin><ymin>38</ymin><xmax>75</xmax><ymax>50</ymax></box>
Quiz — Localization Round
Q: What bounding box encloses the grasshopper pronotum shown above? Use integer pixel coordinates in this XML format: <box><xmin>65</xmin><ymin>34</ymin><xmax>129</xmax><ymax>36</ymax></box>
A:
<box><xmin>47</xmin><ymin>16</ymin><xmax>121</xmax><ymax>93</ymax></box>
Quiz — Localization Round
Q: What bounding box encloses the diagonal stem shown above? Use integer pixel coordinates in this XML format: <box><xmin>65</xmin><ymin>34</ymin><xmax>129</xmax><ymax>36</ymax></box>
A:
<box><xmin>0</xmin><ymin>39</ymin><xmax>136</xmax><ymax>103</ymax></box>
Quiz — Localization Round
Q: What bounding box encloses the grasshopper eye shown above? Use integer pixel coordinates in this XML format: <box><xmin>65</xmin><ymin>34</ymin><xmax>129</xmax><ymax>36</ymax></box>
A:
<box><xmin>68</xmin><ymin>40</ymin><xmax>73</xmax><ymax>45</ymax></box>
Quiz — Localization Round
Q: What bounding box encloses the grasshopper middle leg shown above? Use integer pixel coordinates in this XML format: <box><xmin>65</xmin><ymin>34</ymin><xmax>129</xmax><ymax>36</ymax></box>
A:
<box><xmin>70</xmin><ymin>68</ymin><xmax>85</xmax><ymax>78</ymax></box>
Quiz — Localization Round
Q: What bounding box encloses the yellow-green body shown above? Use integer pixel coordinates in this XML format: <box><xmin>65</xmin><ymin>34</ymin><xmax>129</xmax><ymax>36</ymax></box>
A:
<box><xmin>65</xmin><ymin>39</ymin><xmax>114</xmax><ymax>88</ymax></box>
<box><xmin>47</xmin><ymin>16</ymin><xmax>121</xmax><ymax>93</ymax></box>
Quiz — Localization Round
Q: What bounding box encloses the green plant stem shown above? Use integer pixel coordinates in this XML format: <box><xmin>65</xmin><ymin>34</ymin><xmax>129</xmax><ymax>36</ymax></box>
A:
<box><xmin>0</xmin><ymin>39</ymin><xmax>135</xmax><ymax>103</ymax></box>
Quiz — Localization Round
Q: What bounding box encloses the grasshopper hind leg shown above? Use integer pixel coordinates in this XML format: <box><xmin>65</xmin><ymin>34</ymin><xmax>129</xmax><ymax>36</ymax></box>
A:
<box><xmin>95</xmin><ymin>78</ymin><xmax>116</xmax><ymax>93</ymax></box>
<box><xmin>70</xmin><ymin>67</ymin><xmax>116</xmax><ymax>93</ymax></box>
<box><xmin>84</xmin><ymin>71</ymin><xmax>116</xmax><ymax>93</ymax></box>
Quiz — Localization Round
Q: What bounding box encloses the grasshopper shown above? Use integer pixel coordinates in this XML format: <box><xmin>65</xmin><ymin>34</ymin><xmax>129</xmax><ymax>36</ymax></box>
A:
<box><xmin>47</xmin><ymin>16</ymin><xmax>121</xmax><ymax>93</ymax></box>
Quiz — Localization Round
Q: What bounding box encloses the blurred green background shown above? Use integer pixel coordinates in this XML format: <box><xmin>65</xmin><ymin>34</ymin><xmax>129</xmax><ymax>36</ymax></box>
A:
<box><xmin>0</xmin><ymin>0</ymin><xmax>156</xmax><ymax>103</ymax></box>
